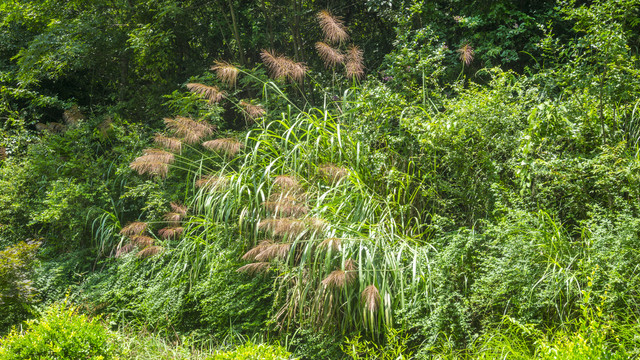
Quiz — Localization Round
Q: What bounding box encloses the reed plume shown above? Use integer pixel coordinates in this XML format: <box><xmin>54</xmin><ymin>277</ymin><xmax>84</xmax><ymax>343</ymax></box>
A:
<box><xmin>137</xmin><ymin>245</ymin><xmax>163</xmax><ymax>259</ymax></box>
<box><xmin>319</xmin><ymin>238</ymin><xmax>341</xmax><ymax>251</ymax></box>
<box><xmin>195</xmin><ymin>175</ymin><xmax>228</xmax><ymax>191</ymax></box>
<box><xmin>164</xmin><ymin>116</ymin><xmax>215</xmax><ymax>144</ymax></box>
<box><xmin>170</xmin><ymin>202</ymin><xmax>188</xmax><ymax>216</ymax></box>
<box><xmin>322</xmin><ymin>270</ymin><xmax>350</xmax><ymax>289</ymax></box>
<box><xmin>344</xmin><ymin>258</ymin><xmax>357</xmax><ymax>272</ymax></box>
<box><xmin>158</xmin><ymin>227</ymin><xmax>184</xmax><ymax>240</ymax></box>
<box><xmin>345</xmin><ymin>45</ymin><xmax>365</xmax><ymax>80</ymax></box>
<box><xmin>317</xmin><ymin>10</ymin><xmax>349</xmax><ymax>44</ymax></box>
<box><xmin>186</xmin><ymin>83</ymin><xmax>225</xmax><ymax>104</ymax></box>
<box><xmin>131</xmin><ymin>235</ymin><xmax>154</xmax><ymax>248</ymax></box>
<box><xmin>262</xmin><ymin>199</ymin><xmax>309</xmax><ymax>217</ymax></box>
<box><xmin>322</xmin><ymin>259</ymin><xmax>357</xmax><ymax>288</ymax></box>
<box><xmin>36</xmin><ymin>122</ymin><xmax>66</xmax><ymax>133</ymax></box>
<box><xmin>154</xmin><ymin>134</ymin><xmax>182</xmax><ymax>153</ymax></box>
<box><xmin>63</xmin><ymin>105</ymin><xmax>84</xmax><ymax>126</ymax></box>
<box><xmin>242</xmin><ymin>240</ymin><xmax>274</xmax><ymax>261</ymax></box>
<box><xmin>255</xmin><ymin>242</ymin><xmax>291</xmax><ymax>261</ymax></box>
<box><xmin>129</xmin><ymin>149</ymin><xmax>175</xmax><ymax>178</ymax></box>
<box><xmin>202</xmin><ymin>138</ymin><xmax>244</xmax><ymax>157</ymax></box>
<box><xmin>119</xmin><ymin>222</ymin><xmax>148</xmax><ymax>236</ymax></box>
<box><xmin>306</xmin><ymin>217</ymin><xmax>327</xmax><ymax>232</ymax></box>
<box><xmin>237</xmin><ymin>262</ymin><xmax>270</xmax><ymax>275</ymax></box>
<box><xmin>238</xmin><ymin>100</ymin><xmax>266</xmax><ymax>121</ymax></box>
<box><xmin>211</xmin><ymin>60</ymin><xmax>239</xmax><ymax>87</ymax></box>
<box><xmin>0</xmin><ymin>147</ymin><xmax>6</xmax><ymax>160</ymax></box>
<box><xmin>260</xmin><ymin>49</ymin><xmax>307</xmax><ymax>83</ymax></box>
<box><xmin>115</xmin><ymin>243</ymin><xmax>136</xmax><ymax>257</ymax></box>
<box><xmin>258</xmin><ymin>218</ymin><xmax>307</xmax><ymax>237</ymax></box>
<box><xmin>315</xmin><ymin>42</ymin><xmax>345</xmax><ymax>68</ymax></box>
<box><xmin>361</xmin><ymin>285</ymin><xmax>381</xmax><ymax>312</ymax></box>
<box><xmin>457</xmin><ymin>43</ymin><xmax>474</xmax><ymax>66</ymax></box>
<box><xmin>163</xmin><ymin>211</ymin><xmax>183</xmax><ymax>224</ymax></box>
<box><xmin>274</xmin><ymin>175</ymin><xmax>301</xmax><ymax>191</ymax></box>
<box><xmin>319</xmin><ymin>163</ymin><xmax>349</xmax><ymax>182</ymax></box>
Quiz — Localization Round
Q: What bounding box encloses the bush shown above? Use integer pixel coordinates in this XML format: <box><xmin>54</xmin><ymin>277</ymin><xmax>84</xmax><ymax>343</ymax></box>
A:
<box><xmin>208</xmin><ymin>342</ymin><xmax>293</xmax><ymax>360</ymax></box>
<box><xmin>0</xmin><ymin>302</ymin><xmax>122</xmax><ymax>359</ymax></box>
<box><xmin>0</xmin><ymin>240</ymin><xmax>40</xmax><ymax>332</ymax></box>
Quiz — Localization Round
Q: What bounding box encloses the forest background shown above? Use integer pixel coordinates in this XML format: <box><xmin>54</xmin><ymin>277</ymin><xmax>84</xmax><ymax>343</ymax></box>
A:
<box><xmin>2</xmin><ymin>0</ymin><xmax>640</xmax><ymax>359</ymax></box>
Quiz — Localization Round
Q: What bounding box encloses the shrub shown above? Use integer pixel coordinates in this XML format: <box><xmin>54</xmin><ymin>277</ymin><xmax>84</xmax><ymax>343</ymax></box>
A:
<box><xmin>0</xmin><ymin>302</ymin><xmax>122</xmax><ymax>359</ymax></box>
<box><xmin>208</xmin><ymin>342</ymin><xmax>293</xmax><ymax>360</ymax></box>
<box><xmin>0</xmin><ymin>240</ymin><xmax>40</xmax><ymax>332</ymax></box>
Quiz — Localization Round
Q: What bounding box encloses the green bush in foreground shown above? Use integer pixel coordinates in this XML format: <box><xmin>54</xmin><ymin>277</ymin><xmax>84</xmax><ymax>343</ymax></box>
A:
<box><xmin>208</xmin><ymin>342</ymin><xmax>293</xmax><ymax>360</ymax></box>
<box><xmin>0</xmin><ymin>302</ymin><xmax>121</xmax><ymax>360</ymax></box>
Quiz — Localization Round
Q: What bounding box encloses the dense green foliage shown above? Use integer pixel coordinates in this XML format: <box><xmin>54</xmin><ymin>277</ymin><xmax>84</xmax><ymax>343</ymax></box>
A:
<box><xmin>2</xmin><ymin>0</ymin><xmax>640</xmax><ymax>358</ymax></box>
<box><xmin>0</xmin><ymin>302</ymin><xmax>122</xmax><ymax>359</ymax></box>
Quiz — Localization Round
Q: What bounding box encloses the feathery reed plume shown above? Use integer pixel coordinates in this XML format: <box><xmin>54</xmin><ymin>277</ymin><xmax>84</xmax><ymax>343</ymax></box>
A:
<box><xmin>211</xmin><ymin>61</ymin><xmax>239</xmax><ymax>87</ymax></box>
<box><xmin>129</xmin><ymin>149</ymin><xmax>175</xmax><ymax>178</ymax></box>
<box><xmin>137</xmin><ymin>245</ymin><xmax>163</xmax><ymax>259</ymax></box>
<box><xmin>164</xmin><ymin>116</ymin><xmax>215</xmax><ymax>144</ymax></box>
<box><xmin>242</xmin><ymin>240</ymin><xmax>274</xmax><ymax>261</ymax></box>
<box><xmin>260</xmin><ymin>49</ymin><xmax>307</xmax><ymax>83</ymax></box>
<box><xmin>158</xmin><ymin>227</ymin><xmax>184</xmax><ymax>240</ymax></box>
<box><xmin>317</xmin><ymin>10</ymin><xmax>349</xmax><ymax>44</ymax></box>
<box><xmin>345</xmin><ymin>45</ymin><xmax>365</xmax><ymax>80</ymax></box>
<box><xmin>195</xmin><ymin>175</ymin><xmax>228</xmax><ymax>191</ymax></box>
<box><xmin>186</xmin><ymin>83</ymin><xmax>225</xmax><ymax>104</ymax></box>
<box><xmin>315</xmin><ymin>42</ymin><xmax>345</xmax><ymax>68</ymax></box>
<box><xmin>131</xmin><ymin>235</ymin><xmax>154</xmax><ymax>248</ymax></box>
<box><xmin>361</xmin><ymin>285</ymin><xmax>381</xmax><ymax>312</ymax></box>
<box><xmin>262</xmin><ymin>199</ymin><xmax>309</xmax><ymax>217</ymax></box>
<box><xmin>344</xmin><ymin>259</ymin><xmax>357</xmax><ymax>272</ymax></box>
<box><xmin>319</xmin><ymin>238</ymin><xmax>341</xmax><ymax>251</ymax></box>
<box><xmin>322</xmin><ymin>270</ymin><xmax>351</xmax><ymax>289</ymax></box>
<box><xmin>163</xmin><ymin>212</ymin><xmax>183</xmax><ymax>224</ymax></box>
<box><xmin>306</xmin><ymin>217</ymin><xmax>327</xmax><ymax>232</ymax></box>
<box><xmin>237</xmin><ymin>262</ymin><xmax>270</xmax><ymax>275</ymax></box>
<box><xmin>115</xmin><ymin>243</ymin><xmax>136</xmax><ymax>258</ymax></box>
<box><xmin>202</xmin><ymin>138</ymin><xmax>244</xmax><ymax>157</ymax></box>
<box><xmin>238</xmin><ymin>100</ymin><xmax>266</xmax><ymax>121</ymax></box>
<box><xmin>36</xmin><ymin>122</ymin><xmax>66</xmax><ymax>133</ymax></box>
<box><xmin>63</xmin><ymin>105</ymin><xmax>84</xmax><ymax>126</ymax></box>
<box><xmin>457</xmin><ymin>43</ymin><xmax>474</xmax><ymax>66</ymax></box>
<box><xmin>274</xmin><ymin>175</ymin><xmax>301</xmax><ymax>191</ymax></box>
<box><xmin>258</xmin><ymin>218</ymin><xmax>307</xmax><ymax>238</ymax></box>
<box><xmin>0</xmin><ymin>147</ymin><xmax>6</xmax><ymax>160</ymax></box>
<box><xmin>255</xmin><ymin>242</ymin><xmax>291</xmax><ymax>261</ymax></box>
<box><xmin>319</xmin><ymin>163</ymin><xmax>349</xmax><ymax>183</ymax></box>
<box><xmin>154</xmin><ymin>134</ymin><xmax>182</xmax><ymax>153</ymax></box>
<box><xmin>170</xmin><ymin>202</ymin><xmax>188</xmax><ymax>216</ymax></box>
<box><xmin>119</xmin><ymin>222</ymin><xmax>148</xmax><ymax>236</ymax></box>
<box><xmin>323</xmin><ymin>259</ymin><xmax>358</xmax><ymax>286</ymax></box>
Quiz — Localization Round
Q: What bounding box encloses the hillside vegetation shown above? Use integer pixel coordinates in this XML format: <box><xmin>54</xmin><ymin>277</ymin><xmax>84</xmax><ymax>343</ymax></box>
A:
<box><xmin>2</xmin><ymin>0</ymin><xmax>640</xmax><ymax>358</ymax></box>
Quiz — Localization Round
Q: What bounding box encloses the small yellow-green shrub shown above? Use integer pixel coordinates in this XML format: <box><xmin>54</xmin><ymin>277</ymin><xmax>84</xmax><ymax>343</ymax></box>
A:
<box><xmin>208</xmin><ymin>342</ymin><xmax>293</xmax><ymax>360</ymax></box>
<box><xmin>0</xmin><ymin>302</ymin><xmax>122</xmax><ymax>360</ymax></box>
